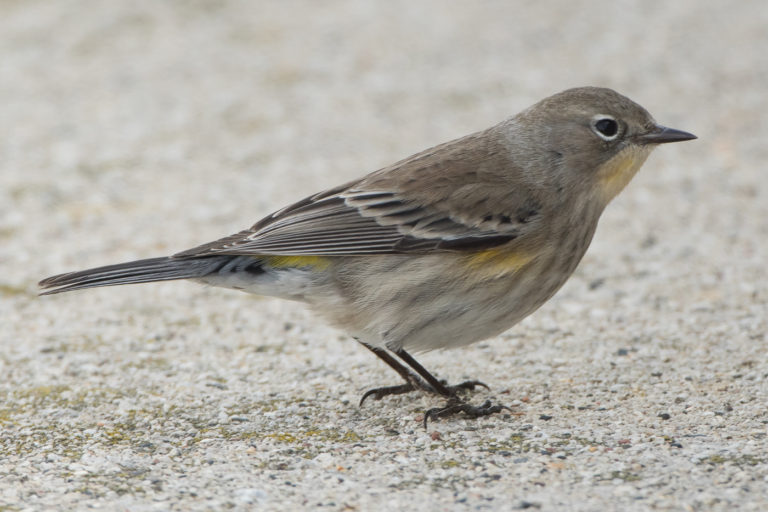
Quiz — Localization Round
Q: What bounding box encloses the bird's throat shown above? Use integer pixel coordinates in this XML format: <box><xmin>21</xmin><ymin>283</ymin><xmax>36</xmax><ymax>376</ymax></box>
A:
<box><xmin>596</xmin><ymin>145</ymin><xmax>652</xmax><ymax>203</ymax></box>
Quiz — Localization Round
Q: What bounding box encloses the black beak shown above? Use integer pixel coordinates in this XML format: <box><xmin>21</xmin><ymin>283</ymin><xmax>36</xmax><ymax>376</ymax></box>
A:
<box><xmin>637</xmin><ymin>125</ymin><xmax>697</xmax><ymax>145</ymax></box>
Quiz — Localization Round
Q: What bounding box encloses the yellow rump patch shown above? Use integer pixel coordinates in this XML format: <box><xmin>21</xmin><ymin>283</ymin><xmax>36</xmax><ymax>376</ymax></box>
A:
<box><xmin>264</xmin><ymin>255</ymin><xmax>331</xmax><ymax>271</ymax></box>
<box><xmin>466</xmin><ymin>248</ymin><xmax>535</xmax><ymax>276</ymax></box>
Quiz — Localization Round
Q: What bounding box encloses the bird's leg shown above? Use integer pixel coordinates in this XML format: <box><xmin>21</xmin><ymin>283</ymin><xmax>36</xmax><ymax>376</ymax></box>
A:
<box><xmin>357</xmin><ymin>342</ymin><xmax>435</xmax><ymax>406</ymax></box>
<box><xmin>392</xmin><ymin>348</ymin><xmax>488</xmax><ymax>398</ymax></box>
<box><xmin>393</xmin><ymin>348</ymin><xmax>511</xmax><ymax>428</ymax></box>
<box><xmin>358</xmin><ymin>342</ymin><xmax>486</xmax><ymax>405</ymax></box>
<box><xmin>357</xmin><ymin>341</ymin><xmax>503</xmax><ymax>424</ymax></box>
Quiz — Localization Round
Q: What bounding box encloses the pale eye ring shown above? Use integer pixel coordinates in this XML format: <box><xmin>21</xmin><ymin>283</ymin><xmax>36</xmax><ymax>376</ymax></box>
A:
<box><xmin>591</xmin><ymin>115</ymin><xmax>620</xmax><ymax>141</ymax></box>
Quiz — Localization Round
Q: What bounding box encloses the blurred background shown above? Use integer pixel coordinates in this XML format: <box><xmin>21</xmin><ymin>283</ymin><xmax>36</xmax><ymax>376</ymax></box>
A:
<box><xmin>1</xmin><ymin>1</ymin><xmax>766</xmax><ymax>510</ymax></box>
<box><xmin>2</xmin><ymin>1</ymin><xmax>764</xmax><ymax>275</ymax></box>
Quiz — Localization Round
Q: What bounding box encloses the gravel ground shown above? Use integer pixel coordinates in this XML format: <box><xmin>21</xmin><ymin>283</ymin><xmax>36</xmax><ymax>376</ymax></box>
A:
<box><xmin>2</xmin><ymin>1</ymin><xmax>767</xmax><ymax>510</ymax></box>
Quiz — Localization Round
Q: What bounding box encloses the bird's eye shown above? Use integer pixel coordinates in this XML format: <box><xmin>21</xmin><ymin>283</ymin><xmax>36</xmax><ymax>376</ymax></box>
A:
<box><xmin>591</xmin><ymin>116</ymin><xmax>620</xmax><ymax>141</ymax></box>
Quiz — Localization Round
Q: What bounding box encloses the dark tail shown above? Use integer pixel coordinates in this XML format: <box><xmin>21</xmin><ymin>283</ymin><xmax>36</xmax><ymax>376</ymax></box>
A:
<box><xmin>39</xmin><ymin>256</ymin><xmax>233</xmax><ymax>295</ymax></box>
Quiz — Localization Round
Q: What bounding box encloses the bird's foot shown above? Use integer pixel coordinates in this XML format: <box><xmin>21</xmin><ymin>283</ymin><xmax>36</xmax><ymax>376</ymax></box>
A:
<box><xmin>423</xmin><ymin>399</ymin><xmax>511</xmax><ymax>428</ymax></box>
<box><xmin>359</xmin><ymin>378</ymin><xmax>488</xmax><ymax>406</ymax></box>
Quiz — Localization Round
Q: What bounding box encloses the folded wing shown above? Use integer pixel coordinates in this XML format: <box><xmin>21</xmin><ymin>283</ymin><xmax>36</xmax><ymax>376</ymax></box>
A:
<box><xmin>175</xmin><ymin>128</ymin><xmax>541</xmax><ymax>259</ymax></box>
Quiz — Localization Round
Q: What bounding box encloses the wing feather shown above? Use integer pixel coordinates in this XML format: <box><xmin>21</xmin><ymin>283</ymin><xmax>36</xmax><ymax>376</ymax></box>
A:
<box><xmin>175</xmin><ymin>125</ymin><xmax>543</xmax><ymax>259</ymax></box>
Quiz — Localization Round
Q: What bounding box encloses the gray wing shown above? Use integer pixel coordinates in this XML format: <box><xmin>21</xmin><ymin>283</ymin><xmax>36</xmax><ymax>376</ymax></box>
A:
<box><xmin>174</xmin><ymin>188</ymin><xmax>521</xmax><ymax>258</ymax></box>
<box><xmin>174</xmin><ymin>128</ymin><xmax>542</xmax><ymax>258</ymax></box>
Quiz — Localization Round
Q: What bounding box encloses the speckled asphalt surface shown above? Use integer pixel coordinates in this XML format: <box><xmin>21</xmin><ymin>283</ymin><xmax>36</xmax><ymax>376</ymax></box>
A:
<box><xmin>2</xmin><ymin>1</ymin><xmax>767</xmax><ymax>510</ymax></box>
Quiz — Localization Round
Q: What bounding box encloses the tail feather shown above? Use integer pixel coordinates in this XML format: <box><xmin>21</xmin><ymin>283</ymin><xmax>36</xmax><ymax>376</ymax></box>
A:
<box><xmin>39</xmin><ymin>256</ymin><xmax>233</xmax><ymax>295</ymax></box>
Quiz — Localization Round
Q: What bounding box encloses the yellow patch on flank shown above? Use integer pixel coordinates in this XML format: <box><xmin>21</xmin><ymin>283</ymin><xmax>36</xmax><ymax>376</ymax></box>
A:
<box><xmin>597</xmin><ymin>146</ymin><xmax>651</xmax><ymax>202</ymax></box>
<box><xmin>264</xmin><ymin>255</ymin><xmax>331</xmax><ymax>270</ymax></box>
<box><xmin>466</xmin><ymin>248</ymin><xmax>536</xmax><ymax>277</ymax></box>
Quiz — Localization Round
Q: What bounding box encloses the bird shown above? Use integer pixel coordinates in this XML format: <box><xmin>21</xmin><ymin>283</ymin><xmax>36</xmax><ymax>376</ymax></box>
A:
<box><xmin>39</xmin><ymin>87</ymin><xmax>696</xmax><ymax>425</ymax></box>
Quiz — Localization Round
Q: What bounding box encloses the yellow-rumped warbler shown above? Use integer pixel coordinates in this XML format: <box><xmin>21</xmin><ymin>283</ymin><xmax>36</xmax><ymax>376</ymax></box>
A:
<box><xmin>40</xmin><ymin>87</ymin><xmax>695</xmax><ymax>425</ymax></box>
